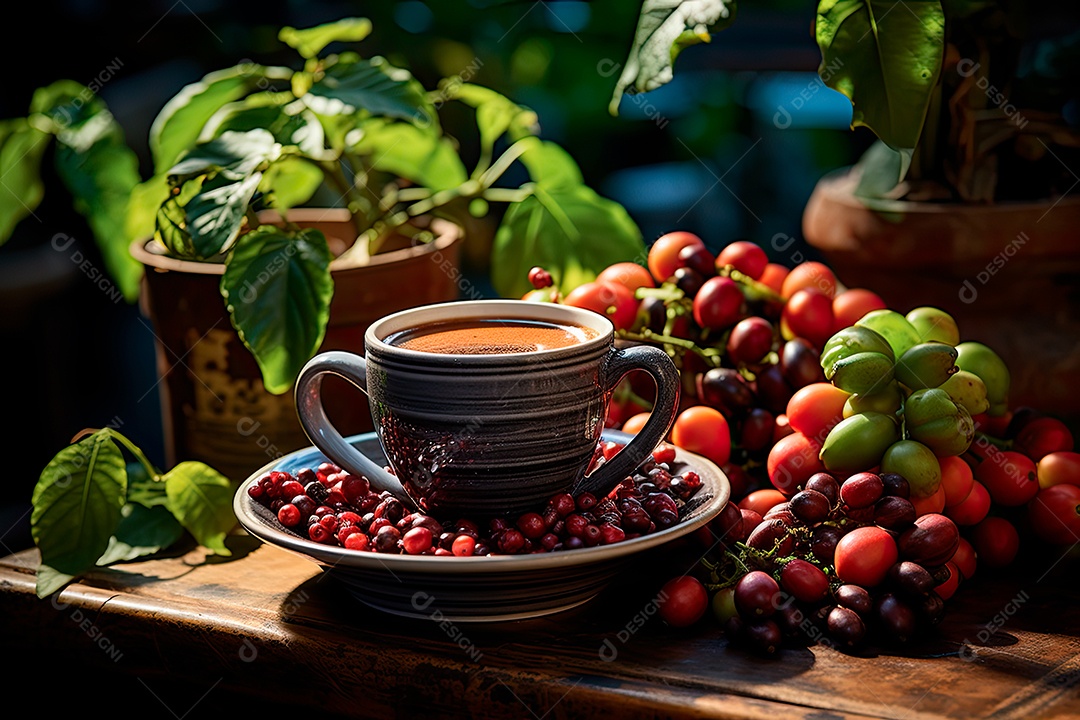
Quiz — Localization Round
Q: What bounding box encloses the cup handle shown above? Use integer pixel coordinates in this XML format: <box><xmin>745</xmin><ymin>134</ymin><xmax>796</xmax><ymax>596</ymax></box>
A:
<box><xmin>572</xmin><ymin>344</ymin><xmax>681</xmax><ymax>498</ymax></box>
<box><xmin>294</xmin><ymin>351</ymin><xmax>415</xmax><ymax>508</ymax></box>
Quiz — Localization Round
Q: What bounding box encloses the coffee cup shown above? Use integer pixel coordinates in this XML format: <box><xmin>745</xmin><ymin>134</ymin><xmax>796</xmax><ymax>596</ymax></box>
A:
<box><xmin>295</xmin><ymin>299</ymin><xmax>680</xmax><ymax>518</ymax></box>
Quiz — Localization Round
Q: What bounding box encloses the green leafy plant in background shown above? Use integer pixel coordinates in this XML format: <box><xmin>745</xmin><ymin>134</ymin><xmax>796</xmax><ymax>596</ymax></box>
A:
<box><xmin>128</xmin><ymin>16</ymin><xmax>645</xmax><ymax>393</ymax></box>
<box><xmin>611</xmin><ymin>0</ymin><xmax>1080</xmax><ymax>203</ymax></box>
<box><xmin>31</xmin><ymin>428</ymin><xmax>236</xmax><ymax>598</ymax></box>
<box><xmin>10</xmin><ymin>15</ymin><xmax>651</xmax><ymax>597</ymax></box>
<box><xmin>0</xmin><ymin>82</ymin><xmax>144</xmax><ymax>301</ymax></box>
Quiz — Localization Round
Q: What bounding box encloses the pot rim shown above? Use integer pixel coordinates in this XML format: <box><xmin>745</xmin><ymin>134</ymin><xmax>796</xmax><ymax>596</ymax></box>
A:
<box><xmin>129</xmin><ymin>208</ymin><xmax>461</xmax><ymax>276</ymax></box>
<box><xmin>816</xmin><ymin>166</ymin><xmax>1080</xmax><ymax>216</ymax></box>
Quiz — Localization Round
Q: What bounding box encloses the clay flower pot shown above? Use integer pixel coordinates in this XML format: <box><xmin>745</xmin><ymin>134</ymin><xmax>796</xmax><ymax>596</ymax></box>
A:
<box><xmin>802</xmin><ymin>169</ymin><xmax>1080</xmax><ymax>422</ymax></box>
<box><xmin>131</xmin><ymin>209</ymin><xmax>463</xmax><ymax>481</ymax></box>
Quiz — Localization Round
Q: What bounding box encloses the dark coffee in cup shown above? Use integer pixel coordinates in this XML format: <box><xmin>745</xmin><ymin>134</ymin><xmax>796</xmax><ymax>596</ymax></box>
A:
<box><xmin>386</xmin><ymin>318</ymin><xmax>599</xmax><ymax>355</ymax></box>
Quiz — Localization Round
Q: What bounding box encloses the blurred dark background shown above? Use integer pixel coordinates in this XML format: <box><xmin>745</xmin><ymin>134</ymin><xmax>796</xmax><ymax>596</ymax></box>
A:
<box><xmin>0</xmin><ymin>0</ymin><xmax>863</xmax><ymax>552</ymax></box>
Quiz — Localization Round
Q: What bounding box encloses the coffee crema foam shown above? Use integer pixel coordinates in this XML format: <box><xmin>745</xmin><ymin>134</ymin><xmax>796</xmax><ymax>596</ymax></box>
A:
<box><xmin>390</xmin><ymin>319</ymin><xmax>599</xmax><ymax>355</ymax></box>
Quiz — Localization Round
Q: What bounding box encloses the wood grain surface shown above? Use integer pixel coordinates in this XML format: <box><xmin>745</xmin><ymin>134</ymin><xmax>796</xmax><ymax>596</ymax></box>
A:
<box><xmin>2</xmin><ymin>532</ymin><xmax>1078</xmax><ymax>720</ymax></box>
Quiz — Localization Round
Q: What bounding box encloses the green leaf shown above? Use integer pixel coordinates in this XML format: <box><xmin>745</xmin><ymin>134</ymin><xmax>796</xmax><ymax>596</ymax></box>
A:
<box><xmin>352</xmin><ymin>120</ymin><xmax>467</xmax><ymax>192</ymax></box>
<box><xmin>279</xmin><ymin>17</ymin><xmax>372</xmax><ymax>59</ymax></box>
<box><xmin>221</xmin><ymin>226</ymin><xmax>334</xmax><ymax>394</ymax></box>
<box><xmin>0</xmin><ymin>119</ymin><xmax>50</xmax><ymax>244</ymax></box>
<box><xmin>670</xmin><ymin>27</ymin><xmax>714</xmax><ymax>64</ymax></box>
<box><xmin>32</xmin><ymin>81</ymin><xmax>144</xmax><ymax>302</ymax></box>
<box><xmin>155</xmin><ymin>181</ymin><xmax>200</xmax><ymax>258</ymax></box>
<box><xmin>29</xmin><ymin>79</ymin><xmax>97</xmax><ymax>123</ymax></box>
<box><xmin>164</xmin><ymin>129</ymin><xmax>280</xmax><ymax>257</ymax></box>
<box><xmin>53</xmin><ymin>136</ymin><xmax>144</xmax><ymax>302</ymax></box>
<box><xmin>97</xmin><ymin>503</ymin><xmax>184</xmax><ymax>565</ymax></box>
<box><xmin>449</xmin><ymin>83</ymin><xmax>538</xmax><ymax>149</ymax></box>
<box><xmin>204</xmin><ymin>97</ymin><xmax>326</xmax><ymax>157</ymax></box>
<box><xmin>853</xmin><ymin>140</ymin><xmax>912</xmax><ymax>198</ymax></box>
<box><xmin>35</xmin><ymin>566</ymin><xmax>75</xmax><ymax>598</ymax></box>
<box><xmin>609</xmin><ymin>0</ymin><xmax>736</xmax><ymax>116</ymax></box>
<box><xmin>164</xmin><ymin>461</ymin><xmax>236</xmax><ymax>555</ymax></box>
<box><xmin>150</xmin><ymin>64</ymin><xmax>291</xmax><ymax>174</ymax></box>
<box><xmin>491</xmin><ymin>184</ymin><xmax>645</xmax><ymax>298</ymax></box>
<box><xmin>168</xmin><ymin>129</ymin><xmax>280</xmax><ymax>182</ymax></box>
<box><xmin>304</xmin><ymin>56</ymin><xmax>434</xmax><ymax>126</ymax></box>
<box><xmin>31</xmin><ymin>430</ymin><xmax>127</xmax><ymax>597</ymax></box>
<box><xmin>184</xmin><ymin>171</ymin><xmax>263</xmax><ymax>258</ymax></box>
<box><xmin>516</xmin><ymin>138</ymin><xmax>584</xmax><ymax>190</ymax></box>
<box><xmin>125</xmin><ymin>174</ymin><xmax>171</xmax><ymax>249</ymax></box>
<box><xmin>816</xmin><ymin>0</ymin><xmax>945</xmax><ymax>152</ymax></box>
<box><xmin>260</xmin><ymin>157</ymin><xmax>324</xmax><ymax>211</ymax></box>
<box><xmin>125</xmin><ymin>461</ymin><xmax>169</xmax><ymax>508</ymax></box>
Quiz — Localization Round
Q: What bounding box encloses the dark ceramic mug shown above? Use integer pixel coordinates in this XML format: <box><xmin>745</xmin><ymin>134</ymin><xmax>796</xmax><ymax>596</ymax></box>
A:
<box><xmin>295</xmin><ymin>299</ymin><xmax>680</xmax><ymax>518</ymax></box>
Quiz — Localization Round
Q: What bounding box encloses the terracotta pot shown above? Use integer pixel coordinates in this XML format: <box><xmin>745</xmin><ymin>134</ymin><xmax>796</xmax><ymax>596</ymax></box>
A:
<box><xmin>131</xmin><ymin>209</ymin><xmax>464</xmax><ymax>481</ymax></box>
<box><xmin>803</xmin><ymin>169</ymin><xmax>1080</xmax><ymax>422</ymax></box>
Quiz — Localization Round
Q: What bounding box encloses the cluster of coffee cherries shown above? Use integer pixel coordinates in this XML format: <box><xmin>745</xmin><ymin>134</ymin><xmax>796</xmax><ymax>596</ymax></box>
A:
<box><xmin>704</xmin><ymin>469</ymin><xmax>962</xmax><ymax>654</ymax></box>
<box><xmin>246</xmin><ymin>441</ymin><xmax>704</xmax><ymax>556</ymax></box>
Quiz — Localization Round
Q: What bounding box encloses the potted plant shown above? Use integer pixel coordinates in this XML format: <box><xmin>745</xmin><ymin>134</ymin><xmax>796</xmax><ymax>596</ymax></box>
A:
<box><xmin>0</xmin><ymin>15</ymin><xmax>648</xmax><ymax>483</ymax></box>
<box><xmin>4</xmin><ymin>16</ymin><xmax>648</xmax><ymax>481</ymax></box>
<box><xmin>608</xmin><ymin>1</ymin><xmax>1080</xmax><ymax>420</ymax></box>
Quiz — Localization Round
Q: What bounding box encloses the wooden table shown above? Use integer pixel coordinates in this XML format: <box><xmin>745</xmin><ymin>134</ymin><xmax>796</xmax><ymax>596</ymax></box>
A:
<box><xmin>2</xmin><ymin>532</ymin><xmax>1078</xmax><ymax>719</ymax></box>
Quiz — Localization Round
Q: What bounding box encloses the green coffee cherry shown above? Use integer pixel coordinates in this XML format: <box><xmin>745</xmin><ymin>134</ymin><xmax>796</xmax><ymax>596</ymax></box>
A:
<box><xmin>828</xmin><ymin>351</ymin><xmax>895</xmax><ymax>396</ymax></box>
<box><xmin>843</xmin><ymin>381</ymin><xmax>904</xmax><ymax>417</ymax></box>
<box><xmin>820</xmin><ymin>411</ymin><xmax>901</xmax><ymax>473</ymax></box>
<box><xmin>894</xmin><ymin>342</ymin><xmax>959</xmax><ymax>390</ymax></box>
<box><xmin>822</xmin><ymin>325</ymin><xmax>895</xmax><ymax>374</ymax></box>
<box><xmin>905</xmin><ymin>307</ymin><xmax>960</xmax><ymax>346</ymax></box>
<box><xmin>855</xmin><ymin>309</ymin><xmax>922</xmax><ymax>358</ymax></box>
<box><xmin>881</xmin><ymin>439</ymin><xmax>941</xmax><ymax>499</ymax></box>
<box><xmin>904</xmin><ymin>388</ymin><xmax>975</xmax><ymax>457</ymax></box>
<box><xmin>938</xmin><ymin>370</ymin><xmax>990</xmax><ymax>416</ymax></box>
<box><xmin>955</xmin><ymin>342</ymin><xmax>1010</xmax><ymax>416</ymax></box>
